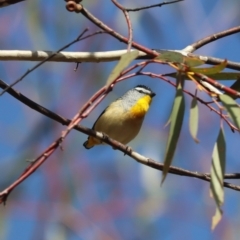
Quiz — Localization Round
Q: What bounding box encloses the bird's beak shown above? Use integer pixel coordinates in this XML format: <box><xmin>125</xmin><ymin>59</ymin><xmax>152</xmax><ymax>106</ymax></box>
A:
<box><xmin>151</xmin><ymin>92</ymin><xmax>156</xmax><ymax>98</ymax></box>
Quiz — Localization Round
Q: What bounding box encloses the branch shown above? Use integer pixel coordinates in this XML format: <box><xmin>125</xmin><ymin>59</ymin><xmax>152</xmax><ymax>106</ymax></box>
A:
<box><xmin>0</xmin><ymin>0</ymin><xmax>24</xmax><ymax>7</ymax></box>
<box><xmin>112</xmin><ymin>0</ymin><xmax>133</xmax><ymax>52</ymax></box>
<box><xmin>2</xmin><ymin>49</ymin><xmax>240</xmax><ymax>72</ymax></box>
<box><xmin>79</xmin><ymin>5</ymin><xmax>159</xmax><ymax>57</ymax></box>
<box><xmin>139</xmin><ymin>50</ymin><xmax>240</xmax><ymax>71</ymax></box>
<box><xmin>189</xmin><ymin>54</ymin><xmax>240</xmax><ymax>71</ymax></box>
<box><xmin>0</xmin><ymin>29</ymin><xmax>106</xmax><ymax>96</ymax></box>
<box><xmin>195</xmin><ymin>73</ymin><xmax>240</xmax><ymax>98</ymax></box>
<box><xmin>1</xmin><ymin>78</ymin><xmax>240</xmax><ymax>205</ymax></box>
<box><xmin>183</xmin><ymin>25</ymin><xmax>240</xmax><ymax>53</ymax></box>
<box><xmin>115</xmin><ymin>62</ymin><xmax>240</xmax><ymax>132</ymax></box>
<box><xmin>0</xmin><ymin>81</ymin><xmax>110</xmax><ymax>204</ymax></box>
<box><xmin>130</xmin><ymin>70</ymin><xmax>240</xmax><ymax>132</ymax></box>
<box><xmin>0</xmin><ymin>49</ymin><xmax>147</xmax><ymax>62</ymax></box>
<box><xmin>125</xmin><ymin>0</ymin><xmax>183</xmax><ymax>11</ymax></box>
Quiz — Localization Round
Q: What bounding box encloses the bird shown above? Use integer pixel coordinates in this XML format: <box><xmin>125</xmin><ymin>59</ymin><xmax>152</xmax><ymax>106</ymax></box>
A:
<box><xmin>83</xmin><ymin>85</ymin><xmax>156</xmax><ymax>149</ymax></box>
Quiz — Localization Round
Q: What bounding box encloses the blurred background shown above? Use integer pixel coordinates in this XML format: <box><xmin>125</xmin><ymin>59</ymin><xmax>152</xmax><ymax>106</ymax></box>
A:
<box><xmin>1</xmin><ymin>0</ymin><xmax>240</xmax><ymax>239</ymax></box>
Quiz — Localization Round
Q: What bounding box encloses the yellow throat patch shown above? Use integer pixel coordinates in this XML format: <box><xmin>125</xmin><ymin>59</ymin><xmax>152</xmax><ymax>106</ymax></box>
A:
<box><xmin>130</xmin><ymin>95</ymin><xmax>152</xmax><ymax>118</ymax></box>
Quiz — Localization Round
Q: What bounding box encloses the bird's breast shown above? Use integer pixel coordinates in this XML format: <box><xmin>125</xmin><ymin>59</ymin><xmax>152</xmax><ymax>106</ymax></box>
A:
<box><xmin>129</xmin><ymin>95</ymin><xmax>151</xmax><ymax>118</ymax></box>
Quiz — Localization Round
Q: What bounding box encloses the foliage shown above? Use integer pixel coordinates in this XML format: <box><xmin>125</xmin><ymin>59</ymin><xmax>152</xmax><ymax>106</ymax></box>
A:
<box><xmin>1</xmin><ymin>0</ymin><xmax>240</xmax><ymax>238</ymax></box>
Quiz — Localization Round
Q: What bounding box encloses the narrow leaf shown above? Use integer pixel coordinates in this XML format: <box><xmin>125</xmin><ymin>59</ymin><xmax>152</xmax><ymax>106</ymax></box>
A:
<box><xmin>189</xmin><ymin>60</ymin><xmax>227</xmax><ymax>75</ymax></box>
<box><xmin>155</xmin><ymin>50</ymin><xmax>204</xmax><ymax>67</ymax></box>
<box><xmin>189</xmin><ymin>97</ymin><xmax>199</xmax><ymax>143</ymax></box>
<box><xmin>162</xmin><ymin>81</ymin><xmax>185</xmax><ymax>184</ymax></box>
<box><xmin>106</xmin><ymin>51</ymin><xmax>139</xmax><ymax>87</ymax></box>
<box><xmin>183</xmin><ymin>56</ymin><xmax>205</xmax><ymax>67</ymax></box>
<box><xmin>155</xmin><ymin>50</ymin><xmax>184</xmax><ymax>63</ymax></box>
<box><xmin>210</xmin><ymin>128</ymin><xmax>226</xmax><ymax>229</ymax></box>
<box><xmin>219</xmin><ymin>94</ymin><xmax>240</xmax><ymax>129</ymax></box>
<box><xmin>212</xmin><ymin>208</ymin><xmax>222</xmax><ymax>230</ymax></box>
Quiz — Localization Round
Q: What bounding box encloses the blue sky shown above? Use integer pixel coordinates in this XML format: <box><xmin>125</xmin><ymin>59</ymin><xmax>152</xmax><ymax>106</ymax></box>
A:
<box><xmin>1</xmin><ymin>0</ymin><xmax>240</xmax><ymax>239</ymax></box>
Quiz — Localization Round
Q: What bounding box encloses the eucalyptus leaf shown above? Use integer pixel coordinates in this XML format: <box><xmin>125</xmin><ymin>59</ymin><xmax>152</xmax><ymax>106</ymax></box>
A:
<box><xmin>183</xmin><ymin>56</ymin><xmax>205</xmax><ymax>67</ymax></box>
<box><xmin>155</xmin><ymin>50</ymin><xmax>184</xmax><ymax>63</ymax></box>
<box><xmin>212</xmin><ymin>208</ymin><xmax>222</xmax><ymax>230</ymax></box>
<box><xmin>155</xmin><ymin>50</ymin><xmax>204</xmax><ymax>67</ymax></box>
<box><xmin>210</xmin><ymin>128</ymin><xmax>225</xmax><ymax>229</ymax></box>
<box><xmin>106</xmin><ymin>51</ymin><xmax>139</xmax><ymax>87</ymax></box>
<box><xmin>189</xmin><ymin>97</ymin><xmax>199</xmax><ymax>143</ymax></box>
<box><xmin>189</xmin><ymin>60</ymin><xmax>227</xmax><ymax>75</ymax></box>
<box><xmin>219</xmin><ymin>94</ymin><xmax>240</xmax><ymax>129</ymax></box>
<box><xmin>162</xmin><ymin>80</ymin><xmax>185</xmax><ymax>184</ymax></box>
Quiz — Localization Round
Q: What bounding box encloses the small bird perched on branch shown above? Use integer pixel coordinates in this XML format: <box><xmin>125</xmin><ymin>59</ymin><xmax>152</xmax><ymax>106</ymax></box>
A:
<box><xmin>83</xmin><ymin>85</ymin><xmax>156</xmax><ymax>149</ymax></box>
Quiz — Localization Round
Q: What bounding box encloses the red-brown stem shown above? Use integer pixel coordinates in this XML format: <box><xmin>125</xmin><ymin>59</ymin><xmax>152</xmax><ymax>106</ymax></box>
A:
<box><xmin>0</xmin><ymin>84</ymin><xmax>111</xmax><ymax>204</ymax></box>
<box><xmin>112</xmin><ymin>0</ymin><xmax>133</xmax><ymax>52</ymax></box>
<box><xmin>79</xmin><ymin>6</ymin><xmax>158</xmax><ymax>57</ymax></box>
<box><xmin>195</xmin><ymin>73</ymin><xmax>240</xmax><ymax>98</ymax></box>
<box><xmin>140</xmin><ymin>71</ymin><xmax>240</xmax><ymax>131</ymax></box>
<box><xmin>0</xmin><ymin>141</ymin><xmax>58</xmax><ymax>204</ymax></box>
<box><xmin>125</xmin><ymin>0</ymin><xmax>183</xmax><ymax>12</ymax></box>
<box><xmin>118</xmin><ymin>70</ymin><xmax>240</xmax><ymax>132</ymax></box>
<box><xmin>0</xmin><ymin>29</ymin><xmax>107</xmax><ymax>96</ymax></box>
<box><xmin>188</xmin><ymin>25</ymin><xmax>240</xmax><ymax>52</ymax></box>
<box><xmin>1</xmin><ymin>75</ymin><xmax>240</xmax><ymax>197</ymax></box>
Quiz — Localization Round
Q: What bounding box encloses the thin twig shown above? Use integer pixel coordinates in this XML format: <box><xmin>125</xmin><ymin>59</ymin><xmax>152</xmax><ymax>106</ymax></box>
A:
<box><xmin>0</xmin><ymin>29</ymin><xmax>105</xmax><ymax>96</ymax></box>
<box><xmin>183</xmin><ymin>25</ymin><xmax>240</xmax><ymax>53</ymax></box>
<box><xmin>1</xmin><ymin>74</ymin><xmax>240</xmax><ymax>204</ymax></box>
<box><xmin>138</xmin><ymin>49</ymin><xmax>240</xmax><ymax>71</ymax></box>
<box><xmin>0</xmin><ymin>49</ymin><xmax>148</xmax><ymax>62</ymax></box>
<box><xmin>192</xmin><ymin>54</ymin><xmax>240</xmax><ymax>71</ymax></box>
<box><xmin>0</xmin><ymin>0</ymin><xmax>24</xmax><ymax>7</ymax></box>
<box><xmin>195</xmin><ymin>73</ymin><xmax>240</xmax><ymax>98</ymax></box>
<box><xmin>129</xmin><ymin>70</ymin><xmax>240</xmax><ymax>132</ymax></box>
<box><xmin>112</xmin><ymin>0</ymin><xmax>133</xmax><ymax>52</ymax></box>
<box><xmin>0</xmin><ymin>87</ymin><xmax>239</xmax><ymax>194</ymax></box>
<box><xmin>0</xmin><ymin>72</ymin><xmax>118</xmax><ymax>204</ymax></box>
<box><xmin>0</xmin><ymin>84</ymin><xmax>109</xmax><ymax>204</ymax></box>
<box><xmin>1</xmin><ymin>49</ymin><xmax>240</xmax><ymax>71</ymax></box>
<box><xmin>79</xmin><ymin>5</ymin><xmax>158</xmax><ymax>57</ymax></box>
<box><xmin>125</xmin><ymin>0</ymin><xmax>183</xmax><ymax>12</ymax></box>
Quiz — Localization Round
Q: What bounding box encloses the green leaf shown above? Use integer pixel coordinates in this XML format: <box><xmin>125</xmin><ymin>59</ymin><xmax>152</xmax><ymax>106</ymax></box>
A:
<box><xmin>161</xmin><ymin>80</ymin><xmax>185</xmax><ymax>184</ymax></box>
<box><xmin>212</xmin><ymin>208</ymin><xmax>222</xmax><ymax>230</ymax></box>
<box><xmin>210</xmin><ymin>128</ymin><xmax>226</xmax><ymax>229</ymax></box>
<box><xmin>165</xmin><ymin>72</ymin><xmax>240</xmax><ymax>81</ymax></box>
<box><xmin>155</xmin><ymin>50</ymin><xmax>204</xmax><ymax>67</ymax></box>
<box><xmin>155</xmin><ymin>50</ymin><xmax>184</xmax><ymax>63</ymax></box>
<box><xmin>106</xmin><ymin>51</ymin><xmax>139</xmax><ymax>87</ymax></box>
<box><xmin>219</xmin><ymin>94</ymin><xmax>240</xmax><ymax>129</ymax></box>
<box><xmin>189</xmin><ymin>60</ymin><xmax>227</xmax><ymax>75</ymax></box>
<box><xmin>189</xmin><ymin>97</ymin><xmax>199</xmax><ymax>143</ymax></box>
<box><xmin>183</xmin><ymin>57</ymin><xmax>205</xmax><ymax>67</ymax></box>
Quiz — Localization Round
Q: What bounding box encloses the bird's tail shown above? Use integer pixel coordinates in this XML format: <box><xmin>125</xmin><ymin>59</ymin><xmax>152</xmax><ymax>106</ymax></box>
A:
<box><xmin>83</xmin><ymin>136</ymin><xmax>100</xmax><ymax>149</ymax></box>
<box><xmin>83</xmin><ymin>140</ymin><xmax>93</xmax><ymax>149</ymax></box>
